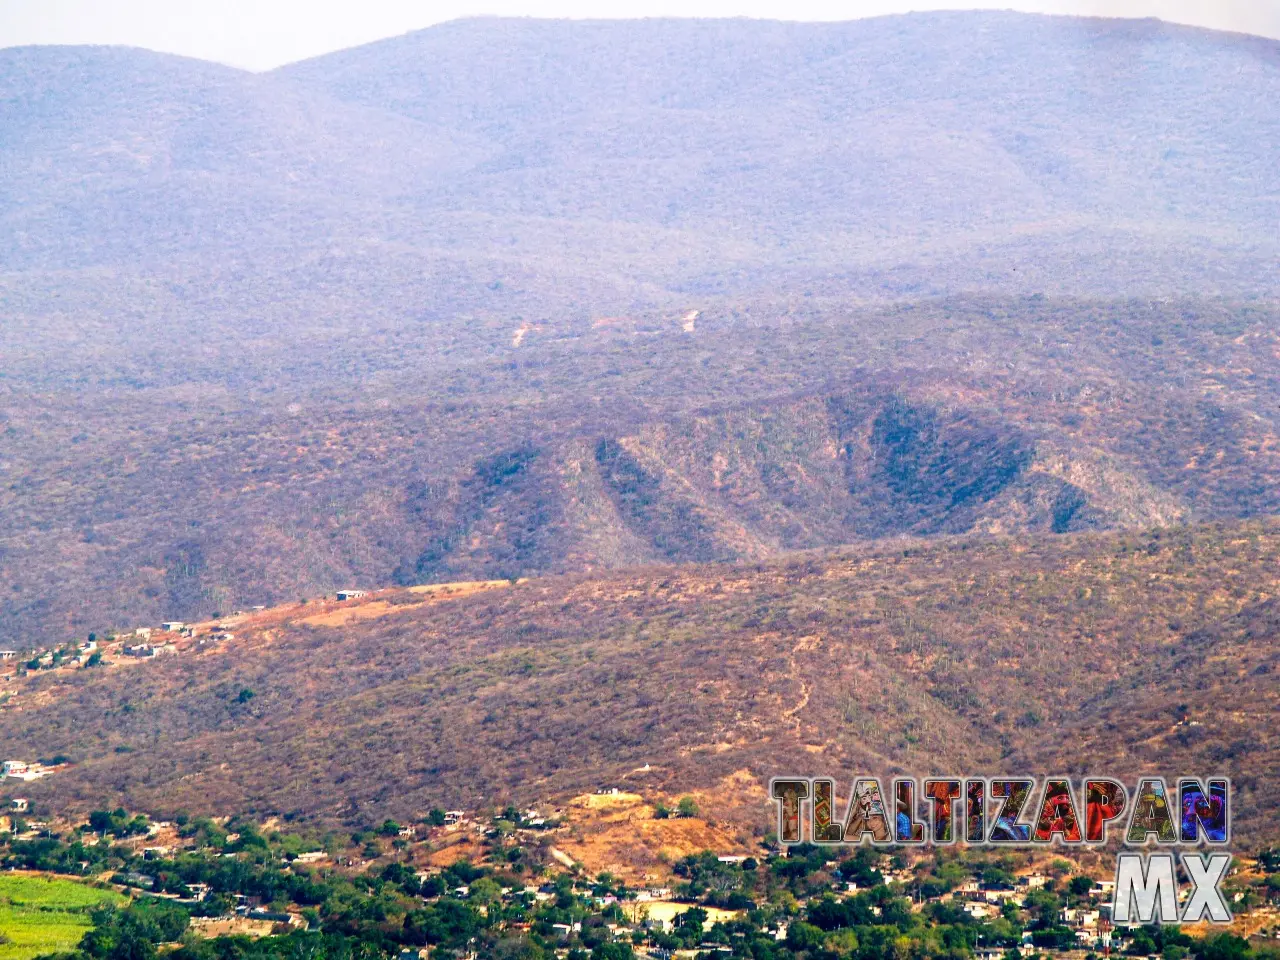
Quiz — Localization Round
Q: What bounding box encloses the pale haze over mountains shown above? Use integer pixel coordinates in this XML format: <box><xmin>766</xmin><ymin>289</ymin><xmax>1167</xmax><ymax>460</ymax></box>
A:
<box><xmin>3</xmin><ymin>13</ymin><xmax>1278</xmax><ymax>380</ymax></box>
<box><xmin>4</xmin><ymin>0</ymin><xmax>1280</xmax><ymax>69</ymax></box>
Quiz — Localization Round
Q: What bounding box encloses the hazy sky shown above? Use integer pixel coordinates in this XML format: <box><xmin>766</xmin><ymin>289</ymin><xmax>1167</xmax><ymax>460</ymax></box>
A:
<box><xmin>2</xmin><ymin>0</ymin><xmax>1278</xmax><ymax>70</ymax></box>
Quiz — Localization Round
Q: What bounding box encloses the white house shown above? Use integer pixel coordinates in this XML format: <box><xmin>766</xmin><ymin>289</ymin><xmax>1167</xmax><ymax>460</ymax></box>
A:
<box><xmin>336</xmin><ymin>590</ymin><xmax>367</xmax><ymax>601</ymax></box>
<box><xmin>3</xmin><ymin>761</ymin><xmax>48</xmax><ymax>781</ymax></box>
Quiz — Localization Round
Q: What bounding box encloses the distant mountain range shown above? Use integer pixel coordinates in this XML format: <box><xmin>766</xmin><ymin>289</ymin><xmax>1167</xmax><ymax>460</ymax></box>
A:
<box><xmin>1</xmin><ymin>13</ymin><xmax>1279</xmax><ymax>644</ymax></box>
<box><xmin>3</xmin><ymin>15</ymin><xmax>1279</xmax><ymax>378</ymax></box>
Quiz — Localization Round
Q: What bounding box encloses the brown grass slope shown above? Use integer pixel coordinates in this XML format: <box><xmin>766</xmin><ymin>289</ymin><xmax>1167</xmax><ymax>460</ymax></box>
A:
<box><xmin>3</xmin><ymin>517</ymin><xmax>1279</xmax><ymax>846</ymax></box>
<box><xmin>1012</xmin><ymin>592</ymin><xmax>1280</xmax><ymax>837</ymax></box>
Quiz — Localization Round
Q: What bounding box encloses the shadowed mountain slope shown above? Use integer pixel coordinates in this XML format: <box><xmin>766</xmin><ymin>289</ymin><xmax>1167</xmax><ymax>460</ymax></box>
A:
<box><xmin>5</xmin><ymin>296</ymin><xmax>1280</xmax><ymax>645</ymax></box>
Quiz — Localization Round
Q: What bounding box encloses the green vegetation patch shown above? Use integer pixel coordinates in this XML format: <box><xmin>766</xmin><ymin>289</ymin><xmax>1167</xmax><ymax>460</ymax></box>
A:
<box><xmin>0</xmin><ymin>876</ymin><xmax>125</xmax><ymax>960</ymax></box>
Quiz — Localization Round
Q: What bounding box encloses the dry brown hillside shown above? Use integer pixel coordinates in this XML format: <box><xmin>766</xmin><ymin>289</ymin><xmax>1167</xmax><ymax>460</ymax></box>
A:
<box><xmin>3</xmin><ymin>517</ymin><xmax>1277</xmax><ymax>846</ymax></box>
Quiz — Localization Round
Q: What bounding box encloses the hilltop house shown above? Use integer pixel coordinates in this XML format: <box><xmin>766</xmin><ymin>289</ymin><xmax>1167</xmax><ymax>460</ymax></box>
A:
<box><xmin>984</xmin><ymin>889</ymin><xmax>1024</xmax><ymax>904</ymax></box>
<box><xmin>336</xmin><ymin>589</ymin><xmax>366</xmax><ymax>601</ymax></box>
<box><xmin>160</xmin><ymin>621</ymin><xmax>185</xmax><ymax>632</ymax></box>
<box><xmin>963</xmin><ymin>902</ymin><xmax>997</xmax><ymax>920</ymax></box>
<box><xmin>0</xmin><ymin>651</ymin><xmax>16</xmax><ymax>660</ymax></box>
<box><xmin>4</xmin><ymin>763</ymin><xmax>49</xmax><ymax>781</ymax></box>
<box><xmin>1062</xmin><ymin>908</ymin><xmax>1100</xmax><ymax>929</ymax></box>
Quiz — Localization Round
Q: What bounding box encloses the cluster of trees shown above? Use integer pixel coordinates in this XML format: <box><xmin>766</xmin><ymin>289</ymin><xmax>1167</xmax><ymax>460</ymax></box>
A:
<box><xmin>88</xmin><ymin>810</ymin><xmax>152</xmax><ymax>838</ymax></box>
<box><xmin>9</xmin><ymin>808</ymin><xmax>1280</xmax><ymax>960</ymax></box>
<box><xmin>5</xmin><ymin>834</ymin><xmax>123</xmax><ymax>875</ymax></box>
<box><xmin>653</xmin><ymin>798</ymin><xmax>700</xmax><ymax>820</ymax></box>
<box><xmin>58</xmin><ymin>901</ymin><xmax>190</xmax><ymax>960</ymax></box>
<box><xmin>171</xmin><ymin>932</ymin><xmax>393</xmax><ymax>960</ymax></box>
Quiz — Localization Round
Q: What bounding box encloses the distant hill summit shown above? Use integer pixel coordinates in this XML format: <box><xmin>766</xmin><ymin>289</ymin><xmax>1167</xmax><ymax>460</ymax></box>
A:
<box><xmin>274</xmin><ymin>12</ymin><xmax>1280</xmax><ymax>295</ymax></box>
<box><xmin>3</xmin><ymin>13</ymin><xmax>1279</xmax><ymax>298</ymax></box>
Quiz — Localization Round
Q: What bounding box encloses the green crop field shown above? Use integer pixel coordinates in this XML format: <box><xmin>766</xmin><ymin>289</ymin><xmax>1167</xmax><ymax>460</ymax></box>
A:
<box><xmin>0</xmin><ymin>875</ymin><xmax>125</xmax><ymax>960</ymax></box>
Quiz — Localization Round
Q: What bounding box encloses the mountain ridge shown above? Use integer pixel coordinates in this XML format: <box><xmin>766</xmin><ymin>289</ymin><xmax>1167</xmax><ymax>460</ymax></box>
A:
<box><xmin>5</xmin><ymin>295</ymin><xmax>1280</xmax><ymax>646</ymax></box>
